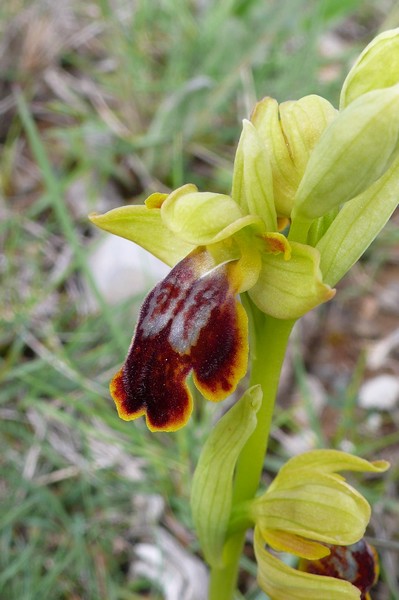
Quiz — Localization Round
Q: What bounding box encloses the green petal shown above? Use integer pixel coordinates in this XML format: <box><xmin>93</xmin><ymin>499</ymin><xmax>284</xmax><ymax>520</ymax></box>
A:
<box><xmin>254</xmin><ymin>528</ymin><xmax>361</xmax><ymax>600</ymax></box>
<box><xmin>248</xmin><ymin>240</ymin><xmax>335</xmax><ymax>319</ymax></box>
<box><xmin>292</xmin><ymin>85</ymin><xmax>399</xmax><ymax>224</ymax></box>
<box><xmin>317</xmin><ymin>155</ymin><xmax>399</xmax><ymax>286</ymax></box>
<box><xmin>190</xmin><ymin>385</ymin><xmax>262</xmax><ymax>567</ymax></box>
<box><xmin>161</xmin><ymin>184</ymin><xmax>263</xmax><ymax>245</ymax></box>
<box><xmin>89</xmin><ymin>204</ymin><xmax>194</xmax><ymax>267</ymax></box>
<box><xmin>262</xmin><ymin>529</ymin><xmax>330</xmax><ymax>561</ymax></box>
<box><xmin>232</xmin><ymin>119</ymin><xmax>277</xmax><ymax>230</ymax></box>
<box><xmin>340</xmin><ymin>28</ymin><xmax>399</xmax><ymax>108</ymax></box>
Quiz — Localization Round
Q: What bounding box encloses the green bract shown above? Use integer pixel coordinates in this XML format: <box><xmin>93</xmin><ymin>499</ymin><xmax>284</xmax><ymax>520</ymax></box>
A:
<box><xmin>340</xmin><ymin>28</ymin><xmax>399</xmax><ymax>108</ymax></box>
<box><xmin>190</xmin><ymin>385</ymin><xmax>262</xmax><ymax>567</ymax></box>
<box><xmin>317</xmin><ymin>154</ymin><xmax>399</xmax><ymax>286</ymax></box>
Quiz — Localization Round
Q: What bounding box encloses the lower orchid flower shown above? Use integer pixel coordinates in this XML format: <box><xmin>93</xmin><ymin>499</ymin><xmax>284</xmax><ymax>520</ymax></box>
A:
<box><xmin>248</xmin><ymin>451</ymin><xmax>389</xmax><ymax>599</ymax></box>
<box><xmin>254</xmin><ymin>532</ymin><xmax>378</xmax><ymax>600</ymax></box>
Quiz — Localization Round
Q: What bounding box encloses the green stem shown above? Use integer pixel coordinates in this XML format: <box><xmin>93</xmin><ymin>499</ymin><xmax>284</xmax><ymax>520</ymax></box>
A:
<box><xmin>209</xmin><ymin>308</ymin><xmax>295</xmax><ymax>600</ymax></box>
<box><xmin>288</xmin><ymin>215</ymin><xmax>312</xmax><ymax>244</ymax></box>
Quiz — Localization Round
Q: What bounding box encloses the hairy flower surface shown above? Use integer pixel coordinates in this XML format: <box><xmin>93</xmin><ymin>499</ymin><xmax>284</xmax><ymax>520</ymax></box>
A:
<box><xmin>110</xmin><ymin>247</ymin><xmax>248</xmax><ymax>431</ymax></box>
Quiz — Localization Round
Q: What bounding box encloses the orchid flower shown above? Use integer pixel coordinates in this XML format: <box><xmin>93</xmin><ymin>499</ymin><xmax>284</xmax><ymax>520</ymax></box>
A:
<box><xmin>90</xmin><ymin>64</ymin><xmax>399</xmax><ymax>431</ymax></box>
<box><xmin>250</xmin><ymin>451</ymin><xmax>388</xmax><ymax>599</ymax></box>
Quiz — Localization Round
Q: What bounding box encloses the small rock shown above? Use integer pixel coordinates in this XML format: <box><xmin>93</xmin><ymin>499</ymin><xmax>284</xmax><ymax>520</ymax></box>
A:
<box><xmin>86</xmin><ymin>234</ymin><xmax>169</xmax><ymax>310</ymax></box>
<box><xmin>358</xmin><ymin>374</ymin><xmax>399</xmax><ymax>410</ymax></box>
<box><xmin>131</xmin><ymin>527</ymin><xmax>208</xmax><ymax>600</ymax></box>
<box><xmin>379</xmin><ymin>281</ymin><xmax>399</xmax><ymax>316</ymax></box>
<box><xmin>273</xmin><ymin>429</ymin><xmax>317</xmax><ymax>455</ymax></box>
<box><xmin>366</xmin><ymin>328</ymin><xmax>399</xmax><ymax>370</ymax></box>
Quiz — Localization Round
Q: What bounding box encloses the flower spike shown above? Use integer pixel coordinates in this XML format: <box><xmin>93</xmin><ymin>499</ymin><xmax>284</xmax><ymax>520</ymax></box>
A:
<box><xmin>110</xmin><ymin>248</ymin><xmax>248</xmax><ymax>431</ymax></box>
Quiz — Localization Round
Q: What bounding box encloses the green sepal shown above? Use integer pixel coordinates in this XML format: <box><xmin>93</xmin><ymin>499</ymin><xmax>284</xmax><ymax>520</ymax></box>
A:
<box><xmin>190</xmin><ymin>385</ymin><xmax>262</xmax><ymax>567</ymax></box>
<box><xmin>317</xmin><ymin>154</ymin><xmax>399</xmax><ymax>286</ymax></box>
<box><xmin>89</xmin><ymin>204</ymin><xmax>194</xmax><ymax>267</ymax></box>
<box><xmin>270</xmin><ymin>449</ymin><xmax>389</xmax><ymax>484</ymax></box>
<box><xmin>232</xmin><ymin>119</ymin><xmax>277</xmax><ymax>231</ymax></box>
<box><xmin>248</xmin><ymin>240</ymin><xmax>335</xmax><ymax>319</ymax></box>
<box><xmin>254</xmin><ymin>528</ymin><xmax>361</xmax><ymax>600</ymax></box>
<box><xmin>340</xmin><ymin>28</ymin><xmax>399</xmax><ymax>108</ymax></box>
<box><xmin>292</xmin><ymin>84</ymin><xmax>399</xmax><ymax>222</ymax></box>
<box><xmin>251</xmin><ymin>449</ymin><xmax>388</xmax><ymax>559</ymax></box>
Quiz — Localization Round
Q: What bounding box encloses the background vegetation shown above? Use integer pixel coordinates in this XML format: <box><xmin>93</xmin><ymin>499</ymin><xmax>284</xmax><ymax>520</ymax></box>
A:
<box><xmin>2</xmin><ymin>0</ymin><xmax>399</xmax><ymax>598</ymax></box>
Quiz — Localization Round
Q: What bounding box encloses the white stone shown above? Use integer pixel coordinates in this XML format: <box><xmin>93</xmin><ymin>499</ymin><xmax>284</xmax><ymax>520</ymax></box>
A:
<box><xmin>86</xmin><ymin>234</ymin><xmax>169</xmax><ymax>310</ymax></box>
<box><xmin>358</xmin><ymin>374</ymin><xmax>399</xmax><ymax>410</ymax></box>
<box><xmin>131</xmin><ymin>527</ymin><xmax>208</xmax><ymax>600</ymax></box>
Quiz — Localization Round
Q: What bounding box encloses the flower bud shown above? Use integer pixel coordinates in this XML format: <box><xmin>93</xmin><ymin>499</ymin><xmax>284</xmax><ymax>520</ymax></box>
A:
<box><xmin>251</xmin><ymin>95</ymin><xmax>336</xmax><ymax>217</ymax></box>
<box><xmin>292</xmin><ymin>84</ymin><xmax>399</xmax><ymax>223</ymax></box>
<box><xmin>341</xmin><ymin>28</ymin><xmax>399</xmax><ymax>108</ymax></box>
